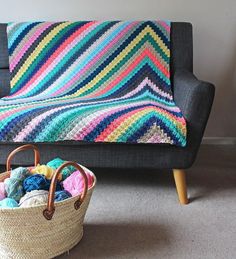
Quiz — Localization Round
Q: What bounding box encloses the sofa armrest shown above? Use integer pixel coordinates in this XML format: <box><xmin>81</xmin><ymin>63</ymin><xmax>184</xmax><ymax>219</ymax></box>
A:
<box><xmin>173</xmin><ymin>69</ymin><xmax>215</xmax><ymax>149</ymax></box>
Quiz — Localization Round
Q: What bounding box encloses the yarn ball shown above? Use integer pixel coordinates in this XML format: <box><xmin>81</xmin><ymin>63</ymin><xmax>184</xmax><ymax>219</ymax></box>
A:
<box><xmin>19</xmin><ymin>190</ymin><xmax>49</xmax><ymax>208</ymax></box>
<box><xmin>63</xmin><ymin>170</ymin><xmax>94</xmax><ymax>197</ymax></box>
<box><xmin>4</xmin><ymin>167</ymin><xmax>30</xmax><ymax>202</ymax></box>
<box><xmin>0</xmin><ymin>198</ymin><xmax>19</xmax><ymax>208</ymax></box>
<box><xmin>23</xmin><ymin>174</ymin><xmax>63</xmax><ymax>193</ymax></box>
<box><xmin>54</xmin><ymin>190</ymin><xmax>72</xmax><ymax>202</ymax></box>
<box><xmin>0</xmin><ymin>182</ymin><xmax>6</xmax><ymax>201</ymax></box>
<box><xmin>47</xmin><ymin>158</ymin><xmax>76</xmax><ymax>180</ymax></box>
<box><xmin>31</xmin><ymin>164</ymin><xmax>62</xmax><ymax>181</ymax></box>
<box><xmin>4</xmin><ymin>178</ymin><xmax>24</xmax><ymax>202</ymax></box>
<box><xmin>11</xmin><ymin>167</ymin><xmax>30</xmax><ymax>181</ymax></box>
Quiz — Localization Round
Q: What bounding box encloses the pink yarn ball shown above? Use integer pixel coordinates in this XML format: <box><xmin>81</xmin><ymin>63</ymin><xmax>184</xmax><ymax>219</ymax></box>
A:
<box><xmin>0</xmin><ymin>182</ymin><xmax>6</xmax><ymax>201</ymax></box>
<box><xmin>63</xmin><ymin>170</ymin><xmax>94</xmax><ymax>197</ymax></box>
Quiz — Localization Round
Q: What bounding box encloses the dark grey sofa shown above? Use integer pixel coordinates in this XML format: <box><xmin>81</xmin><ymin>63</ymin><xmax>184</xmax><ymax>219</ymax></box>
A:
<box><xmin>0</xmin><ymin>22</ymin><xmax>215</xmax><ymax>204</ymax></box>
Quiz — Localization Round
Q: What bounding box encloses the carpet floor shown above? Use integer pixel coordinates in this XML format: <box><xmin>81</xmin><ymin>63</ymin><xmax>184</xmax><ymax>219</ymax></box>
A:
<box><xmin>57</xmin><ymin>144</ymin><xmax>236</xmax><ymax>259</ymax></box>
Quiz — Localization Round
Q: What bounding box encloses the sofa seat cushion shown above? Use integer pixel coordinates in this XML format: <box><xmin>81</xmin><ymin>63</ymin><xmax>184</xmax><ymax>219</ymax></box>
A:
<box><xmin>0</xmin><ymin>21</ymin><xmax>187</xmax><ymax>146</ymax></box>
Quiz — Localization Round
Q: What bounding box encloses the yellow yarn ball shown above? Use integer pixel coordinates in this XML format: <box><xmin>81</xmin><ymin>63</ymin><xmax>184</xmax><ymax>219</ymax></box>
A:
<box><xmin>31</xmin><ymin>165</ymin><xmax>62</xmax><ymax>181</ymax></box>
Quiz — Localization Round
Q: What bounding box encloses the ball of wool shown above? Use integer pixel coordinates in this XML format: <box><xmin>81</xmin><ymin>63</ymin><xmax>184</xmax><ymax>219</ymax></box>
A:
<box><xmin>4</xmin><ymin>178</ymin><xmax>25</xmax><ymax>202</ymax></box>
<box><xmin>31</xmin><ymin>164</ymin><xmax>62</xmax><ymax>181</ymax></box>
<box><xmin>54</xmin><ymin>190</ymin><xmax>72</xmax><ymax>202</ymax></box>
<box><xmin>0</xmin><ymin>198</ymin><xmax>19</xmax><ymax>208</ymax></box>
<box><xmin>47</xmin><ymin>158</ymin><xmax>76</xmax><ymax>180</ymax></box>
<box><xmin>19</xmin><ymin>190</ymin><xmax>49</xmax><ymax>208</ymax></box>
<box><xmin>63</xmin><ymin>170</ymin><xmax>94</xmax><ymax>197</ymax></box>
<box><xmin>4</xmin><ymin>167</ymin><xmax>30</xmax><ymax>202</ymax></box>
<box><xmin>11</xmin><ymin>167</ymin><xmax>30</xmax><ymax>181</ymax></box>
<box><xmin>23</xmin><ymin>174</ymin><xmax>63</xmax><ymax>193</ymax></box>
<box><xmin>0</xmin><ymin>182</ymin><xmax>6</xmax><ymax>201</ymax></box>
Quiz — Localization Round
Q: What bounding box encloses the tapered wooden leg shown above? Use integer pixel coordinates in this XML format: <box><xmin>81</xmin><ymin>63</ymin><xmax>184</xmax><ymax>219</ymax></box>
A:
<box><xmin>173</xmin><ymin>169</ymin><xmax>188</xmax><ymax>205</ymax></box>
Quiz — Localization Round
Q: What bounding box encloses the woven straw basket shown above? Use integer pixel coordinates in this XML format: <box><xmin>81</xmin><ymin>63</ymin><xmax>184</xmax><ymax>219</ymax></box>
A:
<box><xmin>0</xmin><ymin>144</ymin><xmax>96</xmax><ymax>259</ymax></box>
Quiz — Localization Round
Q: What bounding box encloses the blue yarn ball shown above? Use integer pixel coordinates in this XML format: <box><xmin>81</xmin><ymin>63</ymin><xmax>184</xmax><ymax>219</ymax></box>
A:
<box><xmin>54</xmin><ymin>190</ymin><xmax>72</xmax><ymax>202</ymax></box>
<box><xmin>23</xmin><ymin>174</ymin><xmax>63</xmax><ymax>193</ymax></box>
<box><xmin>0</xmin><ymin>198</ymin><xmax>19</xmax><ymax>208</ymax></box>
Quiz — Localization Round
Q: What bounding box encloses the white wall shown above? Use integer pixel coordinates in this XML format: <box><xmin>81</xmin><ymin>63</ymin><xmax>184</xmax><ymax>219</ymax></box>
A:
<box><xmin>0</xmin><ymin>0</ymin><xmax>235</xmax><ymax>137</ymax></box>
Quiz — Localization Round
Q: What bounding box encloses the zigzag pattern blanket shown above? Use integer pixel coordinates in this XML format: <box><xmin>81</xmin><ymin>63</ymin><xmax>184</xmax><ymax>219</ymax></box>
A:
<box><xmin>0</xmin><ymin>21</ymin><xmax>187</xmax><ymax>146</ymax></box>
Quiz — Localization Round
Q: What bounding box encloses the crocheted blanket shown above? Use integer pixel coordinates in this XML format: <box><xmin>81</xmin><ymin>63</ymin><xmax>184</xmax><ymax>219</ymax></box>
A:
<box><xmin>0</xmin><ymin>21</ymin><xmax>186</xmax><ymax>146</ymax></box>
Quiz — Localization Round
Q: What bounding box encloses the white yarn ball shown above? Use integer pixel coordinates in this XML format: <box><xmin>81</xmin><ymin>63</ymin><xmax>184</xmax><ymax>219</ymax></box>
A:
<box><xmin>19</xmin><ymin>190</ymin><xmax>49</xmax><ymax>208</ymax></box>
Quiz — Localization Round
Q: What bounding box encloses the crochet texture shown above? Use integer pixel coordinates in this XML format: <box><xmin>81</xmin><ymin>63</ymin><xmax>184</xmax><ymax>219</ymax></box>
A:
<box><xmin>0</xmin><ymin>21</ymin><xmax>187</xmax><ymax>146</ymax></box>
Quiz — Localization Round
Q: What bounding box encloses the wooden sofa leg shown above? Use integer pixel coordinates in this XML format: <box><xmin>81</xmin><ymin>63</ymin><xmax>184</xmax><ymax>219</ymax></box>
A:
<box><xmin>173</xmin><ymin>169</ymin><xmax>188</xmax><ymax>205</ymax></box>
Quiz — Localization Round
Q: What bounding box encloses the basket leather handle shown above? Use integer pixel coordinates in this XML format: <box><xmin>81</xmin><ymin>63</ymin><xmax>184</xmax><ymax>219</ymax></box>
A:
<box><xmin>6</xmin><ymin>144</ymin><xmax>40</xmax><ymax>172</ymax></box>
<box><xmin>43</xmin><ymin>161</ymin><xmax>88</xmax><ymax>220</ymax></box>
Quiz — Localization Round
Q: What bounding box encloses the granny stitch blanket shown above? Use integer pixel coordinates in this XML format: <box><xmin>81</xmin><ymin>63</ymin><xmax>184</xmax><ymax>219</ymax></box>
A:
<box><xmin>0</xmin><ymin>21</ymin><xmax>187</xmax><ymax>146</ymax></box>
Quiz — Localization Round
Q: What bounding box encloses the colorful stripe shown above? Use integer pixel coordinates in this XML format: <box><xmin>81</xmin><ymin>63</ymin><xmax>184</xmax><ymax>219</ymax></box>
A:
<box><xmin>0</xmin><ymin>21</ymin><xmax>187</xmax><ymax>146</ymax></box>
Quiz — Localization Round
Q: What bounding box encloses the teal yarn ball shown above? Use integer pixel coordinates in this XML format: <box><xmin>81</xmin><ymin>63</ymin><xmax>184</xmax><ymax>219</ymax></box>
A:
<box><xmin>11</xmin><ymin>167</ymin><xmax>30</xmax><ymax>181</ymax></box>
<box><xmin>47</xmin><ymin>157</ymin><xmax>76</xmax><ymax>180</ymax></box>
<box><xmin>4</xmin><ymin>178</ymin><xmax>24</xmax><ymax>202</ymax></box>
<box><xmin>4</xmin><ymin>167</ymin><xmax>30</xmax><ymax>202</ymax></box>
<box><xmin>0</xmin><ymin>198</ymin><xmax>19</xmax><ymax>208</ymax></box>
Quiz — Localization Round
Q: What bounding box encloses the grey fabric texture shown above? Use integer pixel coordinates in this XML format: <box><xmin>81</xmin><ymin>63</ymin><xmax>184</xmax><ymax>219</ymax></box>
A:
<box><xmin>173</xmin><ymin>69</ymin><xmax>215</xmax><ymax>165</ymax></box>
<box><xmin>0</xmin><ymin>22</ymin><xmax>215</xmax><ymax>169</ymax></box>
<box><xmin>0</xmin><ymin>69</ymin><xmax>10</xmax><ymax>97</ymax></box>
<box><xmin>171</xmin><ymin>22</ymin><xmax>193</xmax><ymax>73</ymax></box>
<box><xmin>0</xmin><ymin>24</ymin><xmax>8</xmax><ymax>69</ymax></box>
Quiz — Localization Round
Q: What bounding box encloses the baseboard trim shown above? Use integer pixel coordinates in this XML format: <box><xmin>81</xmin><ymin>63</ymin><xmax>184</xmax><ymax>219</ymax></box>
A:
<box><xmin>202</xmin><ymin>137</ymin><xmax>236</xmax><ymax>145</ymax></box>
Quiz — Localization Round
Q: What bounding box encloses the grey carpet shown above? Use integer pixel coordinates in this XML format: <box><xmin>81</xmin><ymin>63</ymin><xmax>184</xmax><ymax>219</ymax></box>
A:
<box><xmin>57</xmin><ymin>144</ymin><xmax>236</xmax><ymax>259</ymax></box>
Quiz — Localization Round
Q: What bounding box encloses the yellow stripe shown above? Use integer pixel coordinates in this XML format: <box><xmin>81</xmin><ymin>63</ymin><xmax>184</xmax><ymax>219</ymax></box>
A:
<box><xmin>71</xmin><ymin>25</ymin><xmax>170</xmax><ymax>97</ymax></box>
<box><xmin>11</xmin><ymin>22</ymin><xmax>70</xmax><ymax>86</ymax></box>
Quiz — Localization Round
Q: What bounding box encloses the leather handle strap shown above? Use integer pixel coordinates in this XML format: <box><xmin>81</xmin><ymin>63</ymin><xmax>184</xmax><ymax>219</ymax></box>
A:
<box><xmin>43</xmin><ymin>161</ymin><xmax>88</xmax><ymax>220</ymax></box>
<box><xmin>6</xmin><ymin>144</ymin><xmax>40</xmax><ymax>172</ymax></box>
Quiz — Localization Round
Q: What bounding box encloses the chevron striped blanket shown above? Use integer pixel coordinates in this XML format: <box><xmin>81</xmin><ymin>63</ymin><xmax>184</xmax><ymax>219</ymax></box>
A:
<box><xmin>0</xmin><ymin>21</ymin><xmax>186</xmax><ymax>146</ymax></box>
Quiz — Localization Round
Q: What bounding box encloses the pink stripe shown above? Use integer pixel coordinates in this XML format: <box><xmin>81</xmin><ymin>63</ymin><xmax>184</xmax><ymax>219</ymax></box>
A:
<box><xmin>158</xmin><ymin>21</ymin><xmax>171</xmax><ymax>33</ymax></box>
<box><xmin>10</xmin><ymin>23</ymin><xmax>53</xmax><ymax>71</ymax></box>
<box><xmin>121</xmin><ymin>77</ymin><xmax>173</xmax><ymax>100</ymax></box>
<box><xmin>0</xmin><ymin>106</ymin><xmax>29</xmax><ymax>120</ymax></box>
<box><xmin>146</xmin><ymin>133</ymin><xmax>166</xmax><ymax>143</ymax></box>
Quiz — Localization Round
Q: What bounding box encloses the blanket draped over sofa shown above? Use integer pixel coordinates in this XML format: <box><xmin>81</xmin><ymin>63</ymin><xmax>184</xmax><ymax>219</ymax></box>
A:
<box><xmin>0</xmin><ymin>21</ymin><xmax>186</xmax><ymax>146</ymax></box>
